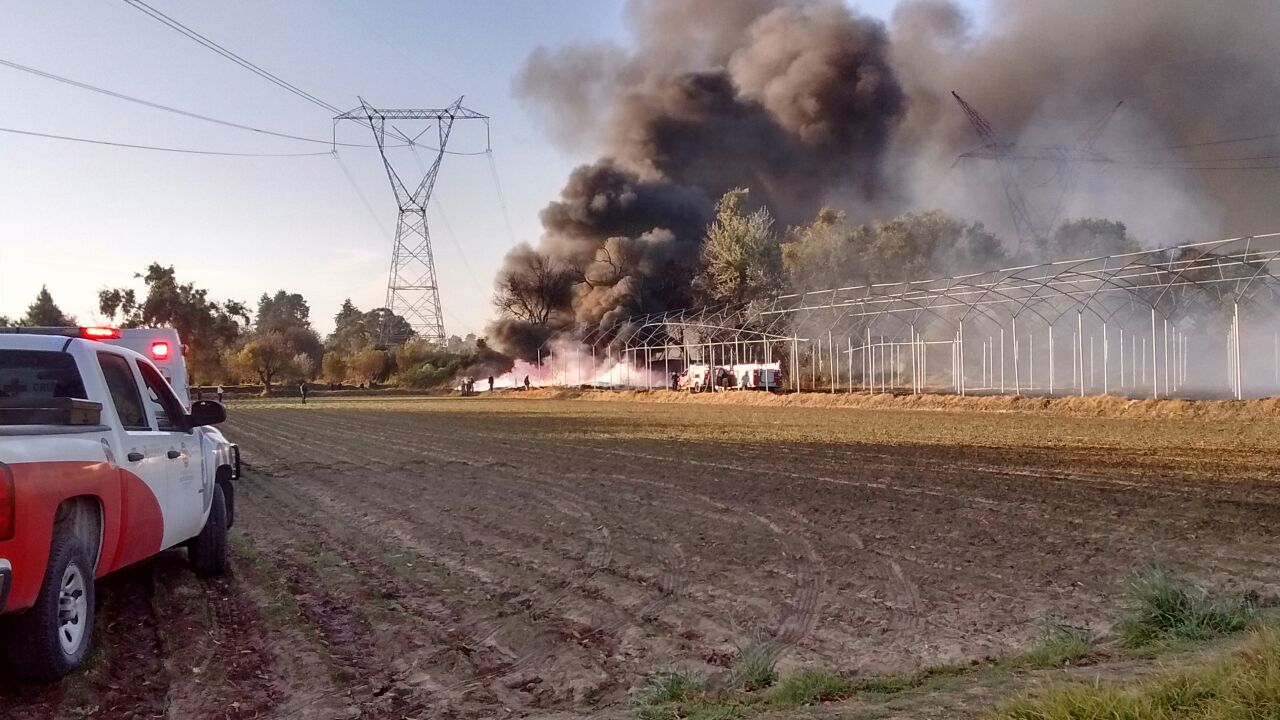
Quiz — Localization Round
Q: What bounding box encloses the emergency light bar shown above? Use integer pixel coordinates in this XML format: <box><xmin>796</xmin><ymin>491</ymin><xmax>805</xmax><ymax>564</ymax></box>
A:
<box><xmin>0</xmin><ymin>326</ymin><xmax>123</xmax><ymax>340</ymax></box>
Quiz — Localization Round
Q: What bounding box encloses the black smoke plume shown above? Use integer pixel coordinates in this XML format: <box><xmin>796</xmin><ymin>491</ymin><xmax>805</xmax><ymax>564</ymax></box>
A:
<box><xmin>491</xmin><ymin>0</ymin><xmax>1280</xmax><ymax>359</ymax></box>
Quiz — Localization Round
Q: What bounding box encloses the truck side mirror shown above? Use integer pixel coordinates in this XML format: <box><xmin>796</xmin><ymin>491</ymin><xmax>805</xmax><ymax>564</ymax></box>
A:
<box><xmin>188</xmin><ymin>400</ymin><xmax>226</xmax><ymax>427</ymax></box>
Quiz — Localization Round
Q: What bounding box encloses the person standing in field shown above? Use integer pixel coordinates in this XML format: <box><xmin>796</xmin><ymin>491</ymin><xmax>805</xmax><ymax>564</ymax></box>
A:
<box><xmin>524</xmin><ymin>375</ymin><xmax>531</xmax><ymax>390</ymax></box>
<box><xmin>216</xmin><ymin>385</ymin><xmax>225</xmax><ymax>404</ymax></box>
<box><xmin>488</xmin><ymin>375</ymin><xmax>494</xmax><ymax>392</ymax></box>
<box><xmin>299</xmin><ymin>382</ymin><xmax>308</xmax><ymax>405</ymax></box>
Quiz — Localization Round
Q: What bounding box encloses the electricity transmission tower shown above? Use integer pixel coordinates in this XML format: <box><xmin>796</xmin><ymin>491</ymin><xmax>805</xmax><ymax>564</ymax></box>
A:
<box><xmin>952</xmin><ymin>91</ymin><xmax>1120</xmax><ymax>254</ymax></box>
<box><xmin>335</xmin><ymin>98</ymin><xmax>488</xmax><ymax>345</ymax></box>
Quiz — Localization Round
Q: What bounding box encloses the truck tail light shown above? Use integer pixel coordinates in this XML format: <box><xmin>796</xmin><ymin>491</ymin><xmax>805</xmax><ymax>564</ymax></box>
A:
<box><xmin>81</xmin><ymin>326</ymin><xmax>122</xmax><ymax>340</ymax></box>
<box><xmin>0</xmin><ymin>465</ymin><xmax>13</xmax><ymax>542</ymax></box>
<box><xmin>151</xmin><ymin>341</ymin><xmax>171</xmax><ymax>360</ymax></box>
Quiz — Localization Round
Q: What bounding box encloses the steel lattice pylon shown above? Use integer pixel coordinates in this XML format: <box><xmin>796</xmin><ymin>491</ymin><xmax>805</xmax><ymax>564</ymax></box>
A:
<box><xmin>335</xmin><ymin>98</ymin><xmax>488</xmax><ymax>344</ymax></box>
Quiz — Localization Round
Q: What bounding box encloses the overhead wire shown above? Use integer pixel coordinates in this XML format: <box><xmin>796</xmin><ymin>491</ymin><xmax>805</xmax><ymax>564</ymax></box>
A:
<box><xmin>119</xmin><ymin>0</ymin><xmax>414</xmax><ymax>145</ymax></box>
<box><xmin>1110</xmin><ymin>132</ymin><xmax>1280</xmax><ymax>155</ymax></box>
<box><xmin>486</xmin><ymin>149</ymin><xmax>519</xmax><ymax>246</ymax></box>
<box><xmin>0</xmin><ymin>126</ymin><xmax>332</xmax><ymax>157</ymax></box>
<box><xmin>0</xmin><ymin>57</ymin><xmax>385</xmax><ymax>149</ymax></box>
<box><xmin>120</xmin><ymin>0</ymin><xmax>340</xmax><ymax>115</ymax></box>
<box><xmin>331</xmin><ymin>153</ymin><xmax>392</xmax><ymax>240</ymax></box>
<box><xmin>405</xmin><ymin>144</ymin><xmax>486</xmax><ymax>296</ymax></box>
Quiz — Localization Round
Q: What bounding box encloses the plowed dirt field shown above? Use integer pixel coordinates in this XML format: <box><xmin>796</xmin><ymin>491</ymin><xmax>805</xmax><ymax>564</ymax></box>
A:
<box><xmin>4</xmin><ymin>395</ymin><xmax>1280</xmax><ymax>719</ymax></box>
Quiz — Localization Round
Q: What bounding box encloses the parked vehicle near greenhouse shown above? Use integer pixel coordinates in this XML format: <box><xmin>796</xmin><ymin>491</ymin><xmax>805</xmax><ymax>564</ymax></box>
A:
<box><xmin>678</xmin><ymin>363</ymin><xmax>735</xmax><ymax>392</ymax></box>
<box><xmin>731</xmin><ymin>362</ymin><xmax>784</xmax><ymax>390</ymax></box>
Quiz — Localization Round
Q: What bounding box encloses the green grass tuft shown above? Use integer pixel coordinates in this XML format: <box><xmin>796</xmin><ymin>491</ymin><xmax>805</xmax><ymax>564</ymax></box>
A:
<box><xmin>988</xmin><ymin>626</ymin><xmax>1280</xmax><ymax>719</ymax></box>
<box><xmin>729</xmin><ymin>644</ymin><xmax>778</xmax><ymax>691</ymax></box>
<box><xmin>1117</xmin><ymin>566</ymin><xmax>1256</xmax><ymax>647</ymax></box>
<box><xmin>769</xmin><ymin>668</ymin><xmax>854</xmax><ymax>707</ymax></box>
<box><xmin>1015</xmin><ymin>621</ymin><xmax>1096</xmax><ymax>668</ymax></box>
<box><xmin>631</xmin><ymin>669</ymin><xmax>706</xmax><ymax>708</ymax></box>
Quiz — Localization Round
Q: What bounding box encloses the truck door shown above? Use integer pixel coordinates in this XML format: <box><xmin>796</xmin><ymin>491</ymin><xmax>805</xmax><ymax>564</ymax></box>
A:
<box><xmin>136</xmin><ymin>361</ymin><xmax>207</xmax><ymax>546</ymax></box>
<box><xmin>95</xmin><ymin>351</ymin><xmax>175</xmax><ymax>561</ymax></box>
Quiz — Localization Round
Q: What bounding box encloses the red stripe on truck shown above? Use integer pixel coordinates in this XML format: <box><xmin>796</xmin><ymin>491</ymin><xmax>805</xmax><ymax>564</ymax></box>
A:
<box><xmin>0</xmin><ymin>461</ymin><xmax>163</xmax><ymax>612</ymax></box>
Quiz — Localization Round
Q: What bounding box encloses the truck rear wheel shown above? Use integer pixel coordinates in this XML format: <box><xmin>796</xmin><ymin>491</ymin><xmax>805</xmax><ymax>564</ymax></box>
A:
<box><xmin>188</xmin><ymin>484</ymin><xmax>229</xmax><ymax>577</ymax></box>
<box><xmin>1</xmin><ymin>533</ymin><xmax>96</xmax><ymax>682</ymax></box>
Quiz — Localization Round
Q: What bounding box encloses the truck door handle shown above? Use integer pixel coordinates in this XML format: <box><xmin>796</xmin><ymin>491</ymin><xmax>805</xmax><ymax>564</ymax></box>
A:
<box><xmin>127</xmin><ymin>451</ymin><xmax>144</xmax><ymax>462</ymax></box>
<box><xmin>166</xmin><ymin>450</ymin><xmax>182</xmax><ymax>460</ymax></box>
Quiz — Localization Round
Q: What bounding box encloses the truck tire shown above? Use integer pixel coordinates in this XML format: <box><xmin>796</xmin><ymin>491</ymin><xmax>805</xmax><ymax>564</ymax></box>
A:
<box><xmin>188</xmin><ymin>484</ymin><xmax>229</xmax><ymax>577</ymax></box>
<box><xmin>1</xmin><ymin>533</ymin><xmax>96</xmax><ymax>682</ymax></box>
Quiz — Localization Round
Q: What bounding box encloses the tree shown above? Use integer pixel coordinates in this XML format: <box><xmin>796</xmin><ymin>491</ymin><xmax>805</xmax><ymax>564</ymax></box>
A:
<box><xmin>282</xmin><ymin>326</ymin><xmax>324</xmax><ymax>369</ymax></box>
<box><xmin>445</xmin><ymin>333</ymin><xmax>478</xmax><ymax>353</ymax></box>
<box><xmin>247</xmin><ymin>291</ymin><xmax>323</xmax><ymax>372</ymax></box>
<box><xmin>255</xmin><ymin>290</ymin><xmax>311</xmax><ymax>334</ymax></box>
<box><xmin>782</xmin><ymin>209</ymin><xmax>1008</xmax><ymax>291</ymax></box>
<box><xmin>289</xmin><ymin>353</ymin><xmax>316</xmax><ymax>382</ymax></box>
<box><xmin>22</xmin><ymin>286</ymin><xmax>75</xmax><ymax>326</ymax></box>
<box><xmin>393</xmin><ymin>339</ymin><xmax>436</xmax><ymax>371</ymax></box>
<box><xmin>325</xmin><ymin>299</ymin><xmax>414</xmax><ymax>353</ymax></box>
<box><xmin>782</xmin><ymin>208</ymin><xmax>867</xmax><ymax>292</ymax></box>
<box><xmin>99</xmin><ymin>264</ymin><xmax>248</xmax><ymax>384</ymax></box>
<box><xmin>365</xmin><ymin>308</ymin><xmax>414</xmax><ymax>347</ymax></box>
<box><xmin>321</xmin><ymin>353</ymin><xmax>348</xmax><ymax>384</ymax></box>
<box><xmin>230</xmin><ymin>333</ymin><xmax>295</xmax><ymax>394</ymax></box>
<box><xmin>349</xmin><ymin>348</ymin><xmax>392</xmax><ymax>386</ymax></box>
<box><xmin>492</xmin><ymin>244</ymin><xmax>577</xmax><ymax>326</ymax></box>
<box><xmin>697</xmin><ymin>189</ymin><xmax>783</xmax><ymax>305</ymax></box>
<box><xmin>1049</xmin><ymin>219</ymin><xmax>1139</xmax><ymax>259</ymax></box>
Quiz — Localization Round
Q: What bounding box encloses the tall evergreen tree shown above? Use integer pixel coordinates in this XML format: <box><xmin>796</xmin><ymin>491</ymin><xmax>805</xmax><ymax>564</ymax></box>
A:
<box><xmin>22</xmin><ymin>286</ymin><xmax>75</xmax><ymax>326</ymax></box>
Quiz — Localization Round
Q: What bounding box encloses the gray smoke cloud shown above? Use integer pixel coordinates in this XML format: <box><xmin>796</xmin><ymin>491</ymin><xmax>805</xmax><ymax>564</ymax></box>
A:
<box><xmin>491</xmin><ymin>0</ymin><xmax>1280</xmax><ymax>358</ymax></box>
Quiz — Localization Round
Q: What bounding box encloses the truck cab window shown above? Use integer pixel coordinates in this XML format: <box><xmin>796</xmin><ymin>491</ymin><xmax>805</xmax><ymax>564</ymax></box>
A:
<box><xmin>97</xmin><ymin>353</ymin><xmax>149</xmax><ymax>431</ymax></box>
<box><xmin>0</xmin><ymin>350</ymin><xmax>86</xmax><ymax>400</ymax></box>
<box><xmin>138</xmin><ymin>361</ymin><xmax>186</xmax><ymax>432</ymax></box>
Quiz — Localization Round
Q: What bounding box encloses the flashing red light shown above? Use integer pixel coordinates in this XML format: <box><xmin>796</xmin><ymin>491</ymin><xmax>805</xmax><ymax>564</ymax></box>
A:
<box><xmin>151</xmin><ymin>341</ymin><xmax>171</xmax><ymax>360</ymax></box>
<box><xmin>81</xmin><ymin>326</ymin><xmax>122</xmax><ymax>340</ymax></box>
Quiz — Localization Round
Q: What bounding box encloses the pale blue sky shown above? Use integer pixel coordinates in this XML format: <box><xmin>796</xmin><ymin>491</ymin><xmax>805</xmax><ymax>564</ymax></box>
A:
<box><xmin>0</xmin><ymin>0</ymin><xmax>985</xmax><ymax>335</ymax></box>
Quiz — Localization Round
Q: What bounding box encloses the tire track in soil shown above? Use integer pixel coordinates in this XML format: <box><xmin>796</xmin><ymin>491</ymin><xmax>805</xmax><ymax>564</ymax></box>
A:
<box><xmin>86</xmin><ymin>564</ymin><xmax>170</xmax><ymax>720</ymax></box>
<box><xmin>198</xmin><ymin>575</ymin><xmax>285</xmax><ymax>719</ymax></box>
<box><xmin>236</xmin><ymin>413</ymin><xmax>743</xmax><ymax>655</ymax></box>
<box><xmin>267</xmin><ymin>407</ymin><xmax>1259</xmax><ymax>653</ymax></box>
<box><xmin>258</xmin><ymin>411</ymin><xmax>986</xmax><ymax>624</ymax></box>
<box><xmin>245</xmin><ymin>411</ymin><xmax>681</xmax><ymax>632</ymax></box>
<box><xmin>238</xmin><ymin>470</ymin><xmax>558</xmax><ymax>717</ymax></box>
<box><xmin>237</xmin><ymin>475</ymin><xmax>486</xmax><ymax>719</ymax></box>
<box><xmin>145</xmin><ymin>550</ymin><xmax>284</xmax><ymax>720</ymax></box>
<box><xmin>235</xmin><ymin>440</ymin><xmax>630</xmax><ymax>711</ymax></box>
<box><xmin>231</xmin><ymin>411</ymin><xmax>825</xmax><ymax>680</ymax></box>
<box><xmin>228</xmin><ymin>413</ymin><xmax>706</xmax><ymax>707</ymax></box>
<box><xmin>225</xmin><ymin>403</ymin><xmax>1280</xmax><ymax>680</ymax></box>
<box><xmin>235</xmin><ymin>410</ymin><xmax>1014</xmax><ymax>663</ymax></box>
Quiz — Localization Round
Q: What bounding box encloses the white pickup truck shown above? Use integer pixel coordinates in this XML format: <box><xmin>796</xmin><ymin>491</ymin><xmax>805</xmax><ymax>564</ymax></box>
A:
<box><xmin>0</xmin><ymin>328</ymin><xmax>238</xmax><ymax>682</ymax></box>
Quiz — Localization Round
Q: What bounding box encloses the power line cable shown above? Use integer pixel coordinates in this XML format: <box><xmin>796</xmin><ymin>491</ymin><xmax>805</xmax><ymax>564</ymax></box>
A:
<box><xmin>0</xmin><ymin>126</ymin><xmax>332</xmax><ymax>157</ymax></box>
<box><xmin>0</xmin><ymin>57</ymin><xmax>383</xmax><ymax>148</ymax></box>
<box><xmin>430</xmin><ymin>198</ymin><xmax>486</xmax><ymax>294</ymax></box>
<box><xmin>331</xmin><ymin>152</ymin><xmax>392</xmax><ymax>240</ymax></box>
<box><xmin>1110</xmin><ymin>132</ymin><xmax>1280</xmax><ymax>155</ymax></box>
<box><xmin>486</xmin><ymin>149</ymin><xmax>518</xmax><ymax>246</ymax></box>
<box><xmin>119</xmin><ymin>0</ymin><xmax>416</xmax><ymax>146</ymax></box>
<box><xmin>120</xmin><ymin>0</ymin><xmax>340</xmax><ymax>114</ymax></box>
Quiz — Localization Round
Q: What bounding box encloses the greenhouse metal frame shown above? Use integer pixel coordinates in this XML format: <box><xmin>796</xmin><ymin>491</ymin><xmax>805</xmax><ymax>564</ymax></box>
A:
<box><xmin>539</xmin><ymin>233</ymin><xmax>1280</xmax><ymax>400</ymax></box>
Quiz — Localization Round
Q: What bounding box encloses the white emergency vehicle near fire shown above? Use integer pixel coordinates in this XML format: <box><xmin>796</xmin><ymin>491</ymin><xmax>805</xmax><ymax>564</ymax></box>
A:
<box><xmin>0</xmin><ymin>326</ymin><xmax>239</xmax><ymax>682</ymax></box>
<box><xmin>730</xmin><ymin>362</ymin><xmax>784</xmax><ymax>390</ymax></box>
<box><xmin>678</xmin><ymin>362</ymin><xmax>784</xmax><ymax>392</ymax></box>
